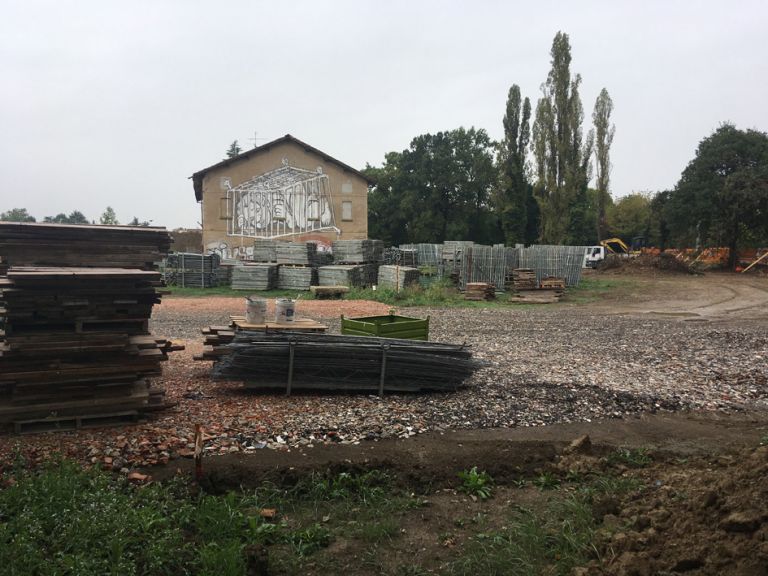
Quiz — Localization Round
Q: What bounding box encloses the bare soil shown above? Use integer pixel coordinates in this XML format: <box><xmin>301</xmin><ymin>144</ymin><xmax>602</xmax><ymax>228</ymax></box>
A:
<box><xmin>585</xmin><ymin>269</ymin><xmax>768</xmax><ymax>324</ymax></box>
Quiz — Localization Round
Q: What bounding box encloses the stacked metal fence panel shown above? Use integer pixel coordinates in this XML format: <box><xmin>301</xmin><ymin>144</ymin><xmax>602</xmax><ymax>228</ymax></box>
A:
<box><xmin>458</xmin><ymin>244</ymin><xmax>511</xmax><ymax>291</ymax></box>
<box><xmin>317</xmin><ymin>265</ymin><xmax>362</xmax><ymax>287</ymax></box>
<box><xmin>278</xmin><ymin>266</ymin><xmax>316</xmax><ymax>290</ymax></box>
<box><xmin>164</xmin><ymin>252</ymin><xmax>221</xmax><ymax>288</ymax></box>
<box><xmin>397</xmin><ymin>242</ymin><xmax>586</xmax><ymax>289</ymax></box>
<box><xmin>378</xmin><ymin>265</ymin><xmax>420</xmax><ymax>290</ymax></box>
<box><xmin>252</xmin><ymin>240</ymin><xmax>277</xmax><ymax>263</ymax></box>
<box><xmin>331</xmin><ymin>239</ymin><xmax>384</xmax><ymax>264</ymax></box>
<box><xmin>517</xmin><ymin>245</ymin><xmax>588</xmax><ymax>287</ymax></box>
<box><xmin>231</xmin><ymin>264</ymin><xmax>278</xmax><ymax>290</ymax></box>
<box><xmin>212</xmin><ymin>331</ymin><xmax>482</xmax><ymax>393</ymax></box>
<box><xmin>276</xmin><ymin>242</ymin><xmax>318</xmax><ymax>266</ymax></box>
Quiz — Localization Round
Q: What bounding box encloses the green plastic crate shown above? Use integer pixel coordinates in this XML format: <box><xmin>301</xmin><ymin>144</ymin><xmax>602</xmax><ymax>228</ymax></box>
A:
<box><xmin>340</xmin><ymin>313</ymin><xmax>429</xmax><ymax>340</ymax></box>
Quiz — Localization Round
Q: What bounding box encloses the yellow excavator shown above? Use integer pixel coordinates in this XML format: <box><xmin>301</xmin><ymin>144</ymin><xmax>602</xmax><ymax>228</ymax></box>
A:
<box><xmin>584</xmin><ymin>237</ymin><xmax>644</xmax><ymax>268</ymax></box>
<box><xmin>600</xmin><ymin>237</ymin><xmax>632</xmax><ymax>255</ymax></box>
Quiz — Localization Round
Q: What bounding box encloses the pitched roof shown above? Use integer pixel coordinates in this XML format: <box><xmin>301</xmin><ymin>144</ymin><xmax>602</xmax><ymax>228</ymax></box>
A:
<box><xmin>190</xmin><ymin>134</ymin><xmax>373</xmax><ymax>201</ymax></box>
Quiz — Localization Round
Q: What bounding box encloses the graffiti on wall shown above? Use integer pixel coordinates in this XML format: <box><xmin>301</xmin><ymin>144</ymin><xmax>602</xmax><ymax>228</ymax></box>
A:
<box><xmin>226</xmin><ymin>162</ymin><xmax>338</xmax><ymax>239</ymax></box>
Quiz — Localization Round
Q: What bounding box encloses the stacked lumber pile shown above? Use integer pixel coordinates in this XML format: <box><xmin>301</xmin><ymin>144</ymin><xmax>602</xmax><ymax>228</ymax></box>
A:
<box><xmin>276</xmin><ymin>242</ymin><xmax>317</xmax><ymax>266</ymax></box>
<box><xmin>211</xmin><ymin>331</ymin><xmax>482</xmax><ymax>393</ymax></box>
<box><xmin>231</xmin><ymin>263</ymin><xmax>278</xmax><ymax>291</ymax></box>
<box><xmin>278</xmin><ymin>266</ymin><xmax>316</xmax><ymax>290</ymax></box>
<box><xmin>0</xmin><ymin>267</ymin><xmax>179</xmax><ymax>429</ymax></box>
<box><xmin>464</xmin><ymin>282</ymin><xmax>495</xmax><ymax>301</ymax></box>
<box><xmin>0</xmin><ymin>223</ymin><xmax>178</xmax><ymax>430</ymax></box>
<box><xmin>0</xmin><ymin>222</ymin><xmax>171</xmax><ymax>269</ymax></box>
<box><xmin>197</xmin><ymin>324</ymin><xmax>236</xmax><ymax>361</ymax></box>
<box><xmin>332</xmin><ymin>239</ymin><xmax>384</xmax><ymax>264</ymax></box>
<box><xmin>252</xmin><ymin>240</ymin><xmax>277</xmax><ymax>263</ymax></box>
<box><xmin>378</xmin><ymin>265</ymin><xmax>420</xmax><ymax>290</ymax></box>
<box><xmin>512</xmin><ymin>268</ymin><xmax>538</xmax><ymax>290</ymax></box>
<box><xmin>164</xmin><ymin>252</ymin><xmax>221</xmax><ymax>288</ymax></box>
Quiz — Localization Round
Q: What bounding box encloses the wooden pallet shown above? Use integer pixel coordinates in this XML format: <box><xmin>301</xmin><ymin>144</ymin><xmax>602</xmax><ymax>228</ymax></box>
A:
<box><xmin>310</xmin><ymin>285</ymin><xmax>349</xmax><ymax>299</ymax></box>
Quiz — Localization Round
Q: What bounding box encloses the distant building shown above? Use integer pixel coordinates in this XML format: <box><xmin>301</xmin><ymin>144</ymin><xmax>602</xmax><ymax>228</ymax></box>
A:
<box><xmin>191</xmin><ymin>134</ymin><xmax>370</xmax><ymax>259</ymax></box>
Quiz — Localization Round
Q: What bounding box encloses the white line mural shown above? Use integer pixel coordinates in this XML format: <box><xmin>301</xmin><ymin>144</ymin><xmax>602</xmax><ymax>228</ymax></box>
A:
<box><xmin>226</xmin><ymin>163</ymin><xmax>338</xmax><ymax>239</ymax></box>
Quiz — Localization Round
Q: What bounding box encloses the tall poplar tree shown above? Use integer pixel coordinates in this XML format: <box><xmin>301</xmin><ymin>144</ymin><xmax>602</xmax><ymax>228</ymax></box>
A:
<box><xmin>532</xmin><ymin>31</ymin><xmax>594</xmax><ymax>244</ymax></box>
<box><xmin>592</xmin><ymin>88</ymin><xmax>615</xmax><ymax>240</ymax></box>
<box><xmin>495</xmin><ymin>84</ymin><xmax>534</xmax><ymax>244</ymax></box>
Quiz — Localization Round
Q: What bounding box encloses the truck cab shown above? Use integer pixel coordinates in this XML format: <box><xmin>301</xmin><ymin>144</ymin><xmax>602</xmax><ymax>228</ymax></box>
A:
<box><xmin>583</xmin><ymin>245</ymin><xmax>605</xmax><ymax>268</ymax></box>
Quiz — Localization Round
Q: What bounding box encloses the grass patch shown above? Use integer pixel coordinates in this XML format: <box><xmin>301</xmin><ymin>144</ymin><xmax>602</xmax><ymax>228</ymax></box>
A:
<box><xmin>606</xmin><ymin>447</ymin><xmax>653</xmax><ymax>468</ymax></box>
<box><xmin>445</xmin><ymin>495</ymin><xmax>598</xmax><ymax>576</ymax></box>
<box><xmin>346</xmin><ymin>280</ymin><xmax>514</xmax><ymax>308</ymax></box>
<box><xmin>164</xmin><ymin>286</ymin><xmax>306</xmax><ymax>298</ymax></box>
<box><xmin>564</xmin><ymin>276</ymin><xmax>632</xmax><ymax>304</ymax></box>
<box><xmin>0</xmin><ymin>462</ymin><xmax>416</xmax><ymax>576</ymax></box>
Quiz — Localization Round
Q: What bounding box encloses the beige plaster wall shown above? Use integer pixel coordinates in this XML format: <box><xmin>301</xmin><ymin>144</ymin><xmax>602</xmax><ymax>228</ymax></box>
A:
<box><xmin>198</xmin><ymin>141</ymin><xmax>368</xmax><ymax>258</ymax></box>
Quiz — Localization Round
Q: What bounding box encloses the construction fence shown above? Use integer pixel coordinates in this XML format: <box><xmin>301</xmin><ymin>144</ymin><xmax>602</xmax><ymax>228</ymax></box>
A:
<box><xmin>395</xmin><ymin>242</ymin><xmax>589</xmax><ymax>291</ymax></box>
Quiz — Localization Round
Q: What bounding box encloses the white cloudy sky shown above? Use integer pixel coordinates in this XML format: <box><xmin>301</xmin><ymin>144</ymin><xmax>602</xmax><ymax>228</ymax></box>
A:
<box><xmin>1</xmin><ymin>0</ymin><xmax>766</xmax><ymax>228</ymax></box>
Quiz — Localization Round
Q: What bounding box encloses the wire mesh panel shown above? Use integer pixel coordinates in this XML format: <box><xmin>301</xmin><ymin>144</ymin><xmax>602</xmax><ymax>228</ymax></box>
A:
<box><xmin>517</xmin><ymin>245</ymin><xmax>588</xmax><ymax>286</ymax></box>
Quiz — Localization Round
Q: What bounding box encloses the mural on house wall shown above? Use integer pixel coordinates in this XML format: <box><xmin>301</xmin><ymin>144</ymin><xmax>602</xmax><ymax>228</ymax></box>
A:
<box><xmin>226</xmin><ymin>161</ymin><xmax>338</xmax><ymax>240</ymax></box>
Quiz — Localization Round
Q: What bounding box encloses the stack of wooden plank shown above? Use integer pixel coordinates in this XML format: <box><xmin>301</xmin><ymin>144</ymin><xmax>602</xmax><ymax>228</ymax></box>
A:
<box><xmin>231</xmin><ymin>263</ymin><xmax>278</xmax><ymax>290</ymax></box>
<box><xmin>378</xmin><ymin>265</ymin><xmax>420</xmax><ymax>290</ymax></box>
<box><xmin>196</xmin><ymin>317</ymin><xmax>329</xmax><ymax>361</ymax></box>
<box><xmin>464</xmin><ymin>282</ymin><xmax>496</xmax><ymax>301</ymax></box>
<box><xmin>197</xmin><ymin>324</ymin><xmax>237</xmax><ymax>361</ymax></box>
<box><xmin>512</xmin><ymin>268</ymin><xmax>538</xmax><ymax>290</ymax></box>
<box><xmin>252</xmin><ymin>240</ymin><xmax>277</xmax><ymax>263</ymax></box>
<box><xmin>332</xmin><ymin>239</ymin><xmax>384</xmax><ymax>264</ymax></box>
<box><xmin>276</xmin><ymin>242</ymin><xmax>317</xmax><ymax>266</ymax></box>
<box><xmin>0</xmin><ymin>266</ymin><xmax>180</xmax><ymax>429</ymax></box>
<box><xmin>278</xmin><ymin>266</ymin><xmax>316</xmax><ymax>290</ymax></box>
<box><xmin>211</xmin><ymin>331</ymin><xmax>482</xmax><ymax>394</ymax></box>
<box><xmin>164</xmin><ymin>252</ymin><xmax>221</xmax><ymax>288</ymax></box>
<box><xmin>0</xmin><ymin>222</ymin><xmax>171</xmax><ymax>269</ymax></box>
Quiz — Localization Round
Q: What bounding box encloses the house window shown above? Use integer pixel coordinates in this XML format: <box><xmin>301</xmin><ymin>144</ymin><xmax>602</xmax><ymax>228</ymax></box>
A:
<box><xmin>342</xmin><ymin>201</ymin><xmax>353</xmax><ymax>221</ymax></box>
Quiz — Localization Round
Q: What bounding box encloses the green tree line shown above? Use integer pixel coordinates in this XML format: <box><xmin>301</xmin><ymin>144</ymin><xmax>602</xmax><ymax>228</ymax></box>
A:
<box><xmin>365</xmin><ymin>32</ymin><xmax>768</xmax><ymax>260</ymax></box>
<box><xmin>0</xmin><ymin>207</ymin><xmax>152</xmax><ymax>227</ymax></box>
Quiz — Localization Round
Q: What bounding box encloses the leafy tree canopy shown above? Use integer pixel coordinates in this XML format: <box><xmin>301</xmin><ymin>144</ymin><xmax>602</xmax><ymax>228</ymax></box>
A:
<box><xmin>44</xmin><ymin>211</ymin><xmax>89</xmax><ymax>224</ymax></box>
<box><xmin>99</xmin><ymin>206</ymin><xmax>119</xmax><ymax>225</ymax></box>
<box><xmin>607</xmin><ymin>192</ymin><xmax>651</xmax><ymax>241</ymax></box>
<box><xmin>226</xmin><ymin>140</ymin><xmax>242</xmax><ymax>159</ymax></box>
<box><xmin>666</xmin><ymin>123</ymin><xmax>768</xmax><ymax>265</ymax></box>
<box><xmin>0</xmin><ymin>208</ymin><xmax>36</xmax><ymax>222</ymax></box>
<box><xmin>364</xmin><ymin>127</ymin><xmax>500</xmax><ymax>245</ymax></box>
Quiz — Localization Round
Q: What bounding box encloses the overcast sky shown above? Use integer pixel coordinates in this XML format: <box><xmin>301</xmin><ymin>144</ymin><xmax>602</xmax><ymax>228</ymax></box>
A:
<box><xmin>2</xmin><ymin>0</ymin><xmax>766</xmax><ymax>229</ymax></box>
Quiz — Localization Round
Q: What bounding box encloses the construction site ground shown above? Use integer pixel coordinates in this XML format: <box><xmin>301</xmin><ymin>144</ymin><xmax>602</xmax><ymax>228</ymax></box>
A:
<box><xmin>2</xmin><ymin>268</ymin><xmax>767</xmax><ymax>574</ymax></box>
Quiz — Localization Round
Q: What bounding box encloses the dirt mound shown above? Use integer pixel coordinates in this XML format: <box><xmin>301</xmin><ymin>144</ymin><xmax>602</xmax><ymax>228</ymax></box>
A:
<box><xmin>573</xmin><ymin>445</ymin><xmax>768</xmax><ymax>575</ymax></box>
<box><xmin>598</xmin><ymin>253</ymin><xmax>698</xmax><ymax>275</ymax></box>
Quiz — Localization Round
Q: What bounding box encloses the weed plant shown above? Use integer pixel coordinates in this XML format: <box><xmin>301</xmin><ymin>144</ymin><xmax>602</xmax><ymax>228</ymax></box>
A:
<box><xmin>458</xmin><ymin>467</ymin><xmax>494</xmax><ymax>500</ymax></box>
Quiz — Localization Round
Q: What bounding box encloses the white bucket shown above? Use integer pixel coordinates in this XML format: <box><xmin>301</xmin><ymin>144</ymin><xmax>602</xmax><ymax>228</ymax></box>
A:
<box><xmin>245</xmin><ymin>295</ymin><xmax>266</xmax><ymax>324</ymax></box>
<box><xmin>274</xmin><ymin>298</ymin><xmax>295</xmax><ymax>323</ymax></box>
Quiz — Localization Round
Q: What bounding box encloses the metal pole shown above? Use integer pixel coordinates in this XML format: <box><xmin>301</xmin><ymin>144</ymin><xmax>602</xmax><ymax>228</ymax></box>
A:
<box><xmin>379</xmin><ymin>344</ymin><xmax>389</xmax><ymax>397</ymax></box>
<box><xmin>286</xmin><ymin>340</ymin><xmax>296</xmax><ymax>396</ymax></box>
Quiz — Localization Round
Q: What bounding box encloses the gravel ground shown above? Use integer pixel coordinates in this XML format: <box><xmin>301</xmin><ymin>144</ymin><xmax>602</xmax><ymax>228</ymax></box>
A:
<box><xmin>2</xmin><ymin>295</ymin><xmax>767</xmax><ymax>471</ymax></box>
